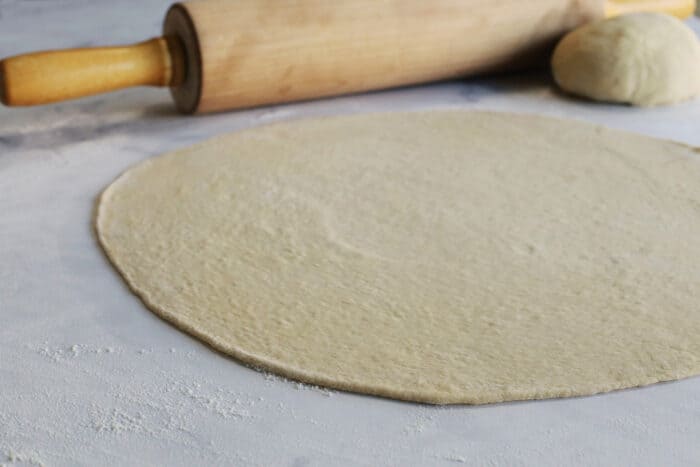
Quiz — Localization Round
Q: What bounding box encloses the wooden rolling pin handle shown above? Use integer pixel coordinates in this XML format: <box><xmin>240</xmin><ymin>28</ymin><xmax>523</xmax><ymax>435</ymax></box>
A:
<box><xmin>0</xmin><ymin>37</ymin><xmax>181</xmax><ymax>106</ymax></box>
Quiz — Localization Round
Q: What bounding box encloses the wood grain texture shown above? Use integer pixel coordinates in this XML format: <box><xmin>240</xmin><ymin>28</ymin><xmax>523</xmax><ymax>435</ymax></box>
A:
<box><xmin>176</xmin><ymin>0</ymin><xmax>607</xmax><ymax>113</ymax></box>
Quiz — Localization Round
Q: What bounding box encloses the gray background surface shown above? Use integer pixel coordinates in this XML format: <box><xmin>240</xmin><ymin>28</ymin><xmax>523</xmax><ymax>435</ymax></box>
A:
<box><xmin>2</xmin><ymin>2</ymin><xmax>700</xmax><ymax>466</ymax></box>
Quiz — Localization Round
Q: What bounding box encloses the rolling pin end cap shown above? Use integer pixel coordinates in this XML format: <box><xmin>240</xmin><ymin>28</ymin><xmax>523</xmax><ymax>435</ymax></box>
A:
<box><xmin>163</xmin><ymin>4</ymin><xmax>201</xmax><ymax>114</ymax></box>
<box><xmin>0</xmin><ymin>62</ymin><xmax>8</xmax><ymax>106</ymax></box>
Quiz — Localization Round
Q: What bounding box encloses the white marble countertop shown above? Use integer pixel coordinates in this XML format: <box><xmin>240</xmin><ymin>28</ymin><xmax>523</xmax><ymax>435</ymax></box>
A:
<box><xmin>2</xmin><ymin>2</ymin><xmax>700</xmax><ymax>466</ymax></box>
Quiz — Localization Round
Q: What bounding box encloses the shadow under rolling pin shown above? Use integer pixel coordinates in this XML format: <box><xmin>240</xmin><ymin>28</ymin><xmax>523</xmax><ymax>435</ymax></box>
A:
<box><xmin>0</xmin><ymin>0</ymin><xmax>695</xmax><ymax>114</ymax></box>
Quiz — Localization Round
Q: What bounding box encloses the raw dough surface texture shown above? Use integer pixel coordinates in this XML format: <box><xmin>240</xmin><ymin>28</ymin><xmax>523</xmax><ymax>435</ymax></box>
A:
<box><xmin>97</xmin><ymin>111</ymin><xmax>700</xmax><ymax>404</ymax></box>
<box><xmin>551</xmin><ymin>13</ymin><xmax>700</xmax><ymax>106</ymax></box>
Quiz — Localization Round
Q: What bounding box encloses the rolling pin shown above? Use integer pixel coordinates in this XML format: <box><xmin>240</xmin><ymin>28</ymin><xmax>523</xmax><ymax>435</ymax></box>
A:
<box><xmin>0</xmin><ymin>0</ymin><xmax>695</xmax><ymax>114</ymax></box>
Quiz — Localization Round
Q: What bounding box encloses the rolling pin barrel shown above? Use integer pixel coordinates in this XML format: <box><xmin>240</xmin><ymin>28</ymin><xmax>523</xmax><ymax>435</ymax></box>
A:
<box><xmin>0</xmin><ymin>0</ymin><xmax>696</xmax><ymax>113</ymax></box>
<box><xmin>164</xmin><ymin>0</ymin><xmax>605</xmax><ymax>113</ymax></box>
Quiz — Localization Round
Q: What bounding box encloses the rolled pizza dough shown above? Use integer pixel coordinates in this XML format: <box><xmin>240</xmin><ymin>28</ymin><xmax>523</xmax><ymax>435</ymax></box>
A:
<box><xmin>97</xmin><ymin>111</ymin><xmax>700</xmax><ymax>404</ymax></box>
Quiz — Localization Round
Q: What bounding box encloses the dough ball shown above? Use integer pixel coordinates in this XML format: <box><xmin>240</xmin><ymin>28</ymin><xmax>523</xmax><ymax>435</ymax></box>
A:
<box><xmin>551</xmin><ymin>13</ymin><xmax>700</xmax><ymax>106</ymax></box>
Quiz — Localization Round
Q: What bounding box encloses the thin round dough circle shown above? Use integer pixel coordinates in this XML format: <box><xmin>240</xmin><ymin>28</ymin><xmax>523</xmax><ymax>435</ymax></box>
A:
<box><xmin>97</xmin><ymin>111</ymin><xmax>700</xmax><ymax>404</ymax></box>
